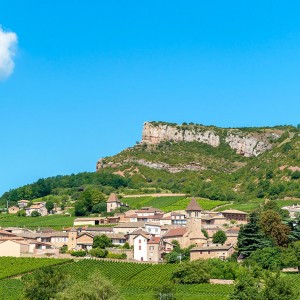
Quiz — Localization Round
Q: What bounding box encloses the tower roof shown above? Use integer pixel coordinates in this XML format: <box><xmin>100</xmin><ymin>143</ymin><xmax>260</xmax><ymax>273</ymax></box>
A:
<box><xmin>107</xmin><ymin>193</ymin><xmax>120</xmax><ymax>203</ymax></box>
<box><xmin>186</xmin><ymin>198</ymin><xmax>202</xmax><ymax>212</ymax></box>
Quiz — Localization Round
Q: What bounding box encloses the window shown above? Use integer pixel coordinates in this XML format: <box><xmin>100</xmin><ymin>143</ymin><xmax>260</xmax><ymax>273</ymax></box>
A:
<box><xmin>149</xmin><ymin>246</ymin><xmax>154</xmax><ymax>250</ymax></box>
<box><xmin>155</xmin><ymin>228</ymin><xmax>158</xmax><ymax>233</ymax></box>
<box><xmin>139</xmin><ymin>239</ymin><xmax>141</xmax><ymax>244</ymax></box>
<box><xmin>139</xmin><ymin>246</ymin><xmax>141</xmax><ymax>250</ymax></box>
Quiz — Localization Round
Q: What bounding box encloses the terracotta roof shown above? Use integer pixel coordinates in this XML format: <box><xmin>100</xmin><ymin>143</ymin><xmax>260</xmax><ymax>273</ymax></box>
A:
<box><xmin>114</xmin><ymin>222</ymin><xmax>145</xmax><ymax>228</ymax></box>
<box><xmin>107</xmin><ymin>193</ymin><xmax>120</xmax><ymax>203</ymax></box>
<box><xmin>163</xmin><ymin>228</ymin><xmax>187</xmax><ymax>238</ymax></box>
<box><xmin>136</xmin><ymin>207</ymin><xmax>163</xmax><ymax>213</ymax></box>
<box><xmin>18</xmin><ymin>200</ymin><xmax>30</xmax><ymax>203</ymax></box>
<box><xmin>74</xmin><ymin>217</ymin><xmax>105</xmax><ymax>222</ymax></box>
<box><xmin>222</xmin><ymin>209</ymin><xmax>248</xmax><ymax>215</ymax></box>
<box><xmin>186</xmin><ymin>198</ymin><xmax>202</xmax><ymax>212</ymax></box>
<box><xmin>147</xmin><ymin>237</ymin><xmax>161</xmax><ymax>244</ymax></box>
<box><xmin>128</xmin><ymin>229</ymin><xmax>149</xmax><ymax>236</ymax></box>
<box><xmin>106</xmin><ymin>233</ymin><xmax>126</xmax><ymax>239</ymax></box>
<box><xmin>86</xmin><ymin>227</ymin><xmax>113</xmax><ymax>232</ymax></box>
<box><xmin>0</xmin><ymin>230</ymin><xmax>18</xmax><ymax>236</ymax></box>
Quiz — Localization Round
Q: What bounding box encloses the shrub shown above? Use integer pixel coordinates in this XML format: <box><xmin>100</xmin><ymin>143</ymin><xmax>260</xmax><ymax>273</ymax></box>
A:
<box><xmin>60</xmin><ymin>245</ymin><xmax>68</xmax><ymax>254</ymax></box>
<box><xmin>70</xmin><ymin>250</ymin><xmax>86</xmax><ymax>257</ymax></box>
<box><xmin>107</xmin><ymin>253</ymin><xmax>127</xmax><ymax>259</ymax></box>
<box><xmin>122</xmin><ymin>242</ymin><xmax>130</xmax><ymax>249</ymax></box>
<box><xmin>89</xmin><ymin>248</ymin><xmax>108</xmax><ymax>258</ymax></box>
<box><xmin>171</xmin><ymin>260</ymin><xmax>210</xmax><ymax>284</ymax></box>
<box><xmin>31</xmin><ymin>211</ymin><xmax>41</xmax><ymax>217</ymax></box>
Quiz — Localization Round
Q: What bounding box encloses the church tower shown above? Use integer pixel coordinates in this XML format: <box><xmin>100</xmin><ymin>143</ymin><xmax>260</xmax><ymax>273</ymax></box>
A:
<box><xmin>186</xmin><ymin>197</ymin><xmax>202</xmax><ymax>232</ymax></box>
<box><xmin>185</xmin><ymin>198</ymin><xmax>206</xmax><ymax>246</ymax></box>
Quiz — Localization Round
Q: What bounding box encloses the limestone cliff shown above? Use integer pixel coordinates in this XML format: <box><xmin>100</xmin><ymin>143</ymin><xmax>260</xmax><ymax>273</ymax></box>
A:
<box><xmin>142</xmin><ymin>122</ymin><xmax>282</xmax><ymax>157</ymax></box>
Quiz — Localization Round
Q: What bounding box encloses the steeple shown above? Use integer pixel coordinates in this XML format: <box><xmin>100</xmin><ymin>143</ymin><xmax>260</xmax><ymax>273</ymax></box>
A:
<box><xmin>186</xmin><ymin>198</ymin><xmax>202</xmax><ymax>212</ymax></box>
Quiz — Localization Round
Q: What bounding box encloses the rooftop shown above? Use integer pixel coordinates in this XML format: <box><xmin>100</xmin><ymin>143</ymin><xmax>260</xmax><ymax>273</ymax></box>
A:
<box><xmin>163</xmin><ymin>227</ymin><xmax>187</xmax><ymax>238</ymax></box>
<box><xmin>107</xmin><ymin>193</ymin><xmax>120</xmax><ymax>203</ymax></box>
<box><xmin>186</xmin><ymin>198</ymin><xmax>202</xmax><ymax>212</ymax></box>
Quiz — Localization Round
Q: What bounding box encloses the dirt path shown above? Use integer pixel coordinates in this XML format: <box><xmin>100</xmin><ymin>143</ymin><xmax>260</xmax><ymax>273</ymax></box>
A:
<box><xmin>123</xmin><ymin>193</ymin><xmax>186</xmax><ymax>198</ymax></box>
<box><xmin>211</xmin><ymin>201</ymin><xmax>233</xmax><ymax>212</ymax></box>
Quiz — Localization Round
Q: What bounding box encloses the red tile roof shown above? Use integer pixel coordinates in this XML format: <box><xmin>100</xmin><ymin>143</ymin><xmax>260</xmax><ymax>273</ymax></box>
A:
<box><xmin>107</xmin><ymin>193</ymin><xmax>120</xmax><ymax>203</ymax></box>
<box><xmin>148</xmin><ymin>237</ymin><xmax>161</xmax><ymax>244</ymax></box>
<box><xmin>186</xmin><ymin>198</ymin><xmax>202</xmax><ymax>211</ymax></box>
<box><xmin>163</xmin><ymin>228</ymin><xmax>187</xmax><ymax>238</ymax></box>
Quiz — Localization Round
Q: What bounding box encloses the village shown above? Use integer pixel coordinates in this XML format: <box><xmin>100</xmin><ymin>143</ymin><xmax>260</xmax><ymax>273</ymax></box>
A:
<box><xmin>0</xmin><ymin>194</ymin><xmax>249</xmax><ymax>262</ymax></box>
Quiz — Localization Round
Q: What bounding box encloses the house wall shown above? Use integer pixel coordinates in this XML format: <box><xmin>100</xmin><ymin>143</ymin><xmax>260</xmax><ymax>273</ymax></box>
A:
<box><xmin>74</xmin><ymin>220</ymin><xmax>95</xmax><ymax>226</ymax></box>
<box><xmin>50</xmin><ymin>237</ymin><xmax>69</xmax><ymax>248</ymax></box>
<box><xmin>0</xmin><ymin>240</ymin><xmax>21</xmax><ymax>257</ymax></box>
<box><xmin>190</xmin><ymin>247</ymin><xmax>234</xmax><ymax>260</ymax></box>
<box><xmin>133</xmin><ymin>236</ymin><xmax>148</xmax><ymax>261</ymax></box>
<box><xmin>147</xmin><ymin>244</ymin><xmax>161</xmax><ymax>262</ymax></box>
<box><xmin>145</xmin><ymin>225</ymin><xmax>161</xmax><ymax>236</ymax></box>
<box><xmin>76</xmin><ymin>234</ymin><xmax>93</xmax><ymax>245</ymax></box>
<box><xmin>113</xmin><ymin>227</ymin><xmax>139</xmax><ymax>234</ymax></box>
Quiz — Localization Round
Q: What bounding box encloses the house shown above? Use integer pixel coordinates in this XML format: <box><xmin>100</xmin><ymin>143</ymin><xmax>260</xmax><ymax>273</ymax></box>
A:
<box><xmin>106</xmin><ymin>233</ymin><xmax>127</xmax><ymax>245</ymax></box>
<box><xmin>73</xmin><ymin>217</ymin><xmax>106</xmax><ymax>226</ymax></box>
<box><xmin>225</xmin><ymin>227</ymin><xmax>240</xmax><ymax>246</ymax></box>
<box><xmin>106</xmin><ymin>193</ymin><xmax>129</xmax><ymax>212</ymax></box>
<box><xmin>8</xmin><ymin>206</ymin><xmax>20</xmax><ymax>214</ymax></box>
<box><xmin>145</xmin><ymin>223</ymin><xmax>161</xmax><ymax>236</ymax></box>
<box><xmin>85</xmin><ymin>227</ymin><xmax>114</xmax><ymax>235</ymax></box>
<box><xmin>17</xmin><ymin>200</ymin><xmax>30</xmax><ymax>208</ymax></box>
<box><xmin>25</xmin><ymin>202</ymin><xmax>48</xmax><ymax>216</ymax></box>
<box><xmin>36</xmin><ymin>231</ymin><xmax>69</xmax><ymax>248</ymax></box>
<box><xmin>221</xmin><ymin>209</ymin><xmax>248</xmax><ymax>223</ymax></box>
<box><xmin>0</xmin><ymin>239</ymin><xmax>30</xmax><ymax>257</ymax></box>
<box><xmin>190</xmin><ymin>243</ymin><xmax>234</xmax><ymax>260</ymax></box>
<box><xmin>126</xmin><ymin>228</ymin><xmax>149</xmax><ymax>246</ymax></box>
<box><xmin>113</xmin><ymin>222</ymin><xmax>145</xmax><ymax>234</ymax></box>
<box><xmin>76</xmin><ymin>232</ymin><xmax>94</xmax><ymax>251</ymax></box>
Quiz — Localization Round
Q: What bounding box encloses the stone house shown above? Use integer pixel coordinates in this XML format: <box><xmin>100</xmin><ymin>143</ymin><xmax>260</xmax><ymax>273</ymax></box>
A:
<box><xmin>221</xmin><ymin>209</ymin><xmax>248</xmax><ymax>224</ymax></box>
<box><xmin>106</xmin><ymin>193</ymin><xmax>129</xmax><ymax>212</ymax></box>
<box><xmin>17</xmin><ymin>200</ymin><xmax>30</xmax><ymax>208</ymax></box>
<box><xmin>25</xmin><ymin>202</ymin><xmax>48</xmax><ymax>216</ymax></box>
<box><xmin>190</xmin><ymin>243</ymin><xmax>234</xmax><ymax>260</ymax></box>
<box><xmin>8</xmin><ymin>206</ymin><xmax>20</xmax><ymax>214</ymax></box>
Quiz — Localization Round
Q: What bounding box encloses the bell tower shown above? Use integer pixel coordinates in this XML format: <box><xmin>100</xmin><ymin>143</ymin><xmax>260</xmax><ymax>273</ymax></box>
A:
<box><xmin>186</xmin><ymin>198</ymin><xmax>202</xmax><ymax>233</ymax></box>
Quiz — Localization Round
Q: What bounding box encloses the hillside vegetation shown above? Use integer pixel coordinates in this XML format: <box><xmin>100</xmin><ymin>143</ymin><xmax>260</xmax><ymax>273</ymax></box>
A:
<box><xmin>2</xmin><ymin>123</ymin><xmax>300</xmax><ymax>211</ymax></box>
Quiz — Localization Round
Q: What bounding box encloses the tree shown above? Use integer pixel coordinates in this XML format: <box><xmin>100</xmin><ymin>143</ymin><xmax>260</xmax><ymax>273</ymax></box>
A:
<box><xmin>171</xmin><ymin>260</ymin><xmax>210</xmax><ymax>284</ymax></box>
<box><xmin>31</xmin><ymin>211</ymin><xmax>41</xmax><ymax>217</ymax></box>
<box><xmin>93</xmin><ymin>235</ymin><xmax>112</xmax><ymax>249</ymax></box>
<box><xmin>45</xmin><ymin>200</ymin><xmax>54</xmax><ymax>213</ymax></box>
<box><xmin>248</xmin><ymin>247</ymin><xmax>281</xmax><ymax>271</ymax></box>
<box><xmin>262</xmin><ymin>272</ymin><xmax>298</xmax><ymax>300</ymax></box>
<box><xmin>230</xmin><ymin>270</ymin><xmax>261</xmax><ymax>300</ymax></box>
<box><xmin>281</xmin><ymin>241</ymin><xmax>300</xmax><ymax>272</ymax></box>
<box><xmin>212</xmin><ymin>230</ymin><xmax>227</xmax><ymax>245</ymax></box>
<box><xmin>259</xmin><ymin>210</ymin><xmax>290</xmax><ymax>246</ymax></box>
<box><xmin>74</xmin><ymin>200</ymin><xmax>87</xmax><ymax>216</ymax></box>
<box><xmin>17</xmin><ymin>209</ymin><xmax>26</xmax><ymax>217</ymax></box>
<box><xmin>57</xmin><ymin>271</ymin><xmax>120</xmax><ymax>300</ymax></box>
<box><xmin>237</xmin><ymin>212</ymin><xmax>272</xmax><ymax>257</ymax></box>
<box><xmin>92</xmin><ymin>202</ymin><xmax>107</xmax><ymax>213</ymax></box>
<box><xmin>23</xmin><ymin>266</ymin><xmax>68</xmax><ymax>300</ymax></box>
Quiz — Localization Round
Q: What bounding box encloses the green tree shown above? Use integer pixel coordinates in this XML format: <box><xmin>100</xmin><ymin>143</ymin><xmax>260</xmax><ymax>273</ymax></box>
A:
<box><xmin>248</xmin><ymin>247</ymin><xmax>281</xmax><ymax>271</ymax></box>
<box><xmin>74</xmin><ymin>200</ymin><xmax>87</xmax><ymax>216</ymax></box>
<box><xmin>93</xmin><ymin>235</ymin><xmax>112</xmax><ymax>249</ymax></box>
<box><xmin>23</xmin><ymin>266</ymin><xmax>68</xmax><ymax>300</ymax></box>
<box><xmin>45</xmin><ymin>200</ymin><xmax>54</xmax><ymax>213</ymax></box>
<box><xmin>237</xmin><ymin>212</ymin><xmax>272</xmax><ymax>257</ymax></box>
<box><xmin>92</xmin><ymin>202</ymin><xmax>107</xmax><ymax>213</ymax></box>
<box><xmin>57</xmin><ymin>271</ymin><xmax>120</xmax><ymax>300</ymax></box>
<box><xmin>281</xmin><ymin>241</ymin><xmax>300</xmax><ymax>272</ymax></box>
<box><xmin>212</xmin><ymin>230</ymin><xmax>227</xmax><ymax>245</ymax></box>
<box><xmin>262</xmin><ymin>272</ymin><xmax>298</xmax><ymax>300</ymax></box>
<box><xmin>230</xmin><ymin>270</ymin><xmax>261</xmax><ymax>300</ymax></box>
<box><xmin>171</xmin><ymin>260</ymin><xmax>210</xmax><ymax>284</ymax></box>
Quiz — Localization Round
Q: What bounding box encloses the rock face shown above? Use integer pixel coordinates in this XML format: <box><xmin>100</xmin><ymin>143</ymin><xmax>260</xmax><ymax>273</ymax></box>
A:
<box><xmin>142</xmin><ymin>122</ymin><xmax>220</xmax><ymax>147</ymax></box>
<box><xmin>142</xmin><ymin>122</ymin><xmax>281</xmax><ymax>157</ymax></box>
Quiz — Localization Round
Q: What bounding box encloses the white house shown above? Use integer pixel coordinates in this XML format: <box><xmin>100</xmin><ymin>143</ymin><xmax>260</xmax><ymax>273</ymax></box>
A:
<box><xmin>133</xmin><ymin>233</ymin><xmax>149</xmax><ymax>262</ymax></box>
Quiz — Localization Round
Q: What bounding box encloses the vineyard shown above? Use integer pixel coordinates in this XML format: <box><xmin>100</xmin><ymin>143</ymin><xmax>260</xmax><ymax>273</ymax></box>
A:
<box><xmin>57</xmin><ymin>260</ymin><xmax>233</xmax><ymax>299</ymax></box>
<box><xmin>123</xmin><ymin>196</ymin><xmax>228</xmax><ymax>212</ymax></box>
<box><xmin>0</xmin><ymin>214</ymin><xmax>75</xmax><ymax>229</ymax></box>
<box><xmin>0</xmin><ymin>257</ymin><xmax>71</xmax><ymax>280</ymax></box>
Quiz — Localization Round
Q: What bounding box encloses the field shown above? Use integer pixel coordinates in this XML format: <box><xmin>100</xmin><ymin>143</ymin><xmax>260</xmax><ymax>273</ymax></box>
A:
<box><xmin>216</xmin><ymin>198</ymin><xmax>265</xmax><ymax>212</ymax></box>
<box><xmin>0</xmin><ymin>214</ymin><xmax>75</xmax><ymax>229</ymax></box>
<box><xmin>0</xmin><ymin>258</ymin><xmax>233</xmax><ymax>300</ymax></box>
<box><xmin>123</xmin><ymin>196</ymin><xmax>229</xmax><ymax>212</ymax></box>
<box><xmin>0</xmin><ymin>257</ymin><xmax>71</xmax><ymax>280</ymax></box>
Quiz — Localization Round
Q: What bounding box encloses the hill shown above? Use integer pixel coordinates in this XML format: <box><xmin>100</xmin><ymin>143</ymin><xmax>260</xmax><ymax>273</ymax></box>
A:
<box><xmin>1</xmin><ymin>121</ymin><xmax>300</xmax><ymax>210</ymax></box>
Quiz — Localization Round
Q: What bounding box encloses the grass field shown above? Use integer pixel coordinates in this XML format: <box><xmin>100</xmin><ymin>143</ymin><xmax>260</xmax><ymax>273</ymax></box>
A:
<box><xmin>0</xmin><ymin>214</ymin><xmax>75</xmax><ymax>229</ymax></box>
<box><xmin>216</xmin><ymin>198</ymin><xmax>265</xmax><ymax>212</ymax></box>
<box><xmin>123</xmin><ymin>196</ymin><xmax>229</xmax><ymax>212</ymax></box>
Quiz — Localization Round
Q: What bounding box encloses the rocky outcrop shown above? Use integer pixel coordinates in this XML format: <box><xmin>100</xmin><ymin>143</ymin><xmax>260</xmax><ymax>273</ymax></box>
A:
<box><xmin>96</xmin><ymin>158</ymin><xmax>206</xmax><ymax>173</ymax></box>
<box><xmin>142</xmin><ymin>122</ymin><xmax>281</xmax><ymax>157</ymax></box>
<box><xmin>142</xmin><ymin>122</ymin><xmax>220</xmax><ymax>147</ymax></box>
<box><xmin>225</xmin><ymin>132</ymin><xmax>279</xmax><ymax>157</ymax></box>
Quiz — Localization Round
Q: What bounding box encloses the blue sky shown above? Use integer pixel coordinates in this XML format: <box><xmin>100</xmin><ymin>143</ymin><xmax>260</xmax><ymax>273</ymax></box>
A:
<box><xmin>1</xmin><ymin>1</ymin><xmax>300</xmax><ymax>194</ymax></box>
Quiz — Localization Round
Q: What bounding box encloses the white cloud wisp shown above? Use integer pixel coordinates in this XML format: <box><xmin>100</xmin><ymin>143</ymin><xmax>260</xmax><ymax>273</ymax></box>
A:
<box><xmin>0</xmin><ymin>27</ymin><xmax>17</xmax><ymax>80</ymax></box>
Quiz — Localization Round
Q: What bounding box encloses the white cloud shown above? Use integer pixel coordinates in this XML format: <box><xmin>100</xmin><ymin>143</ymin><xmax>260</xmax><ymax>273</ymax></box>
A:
<box><xmin>0</xmin><ymin>27</ymin><xmax>17</xmax><ymax>80</ymax></box>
